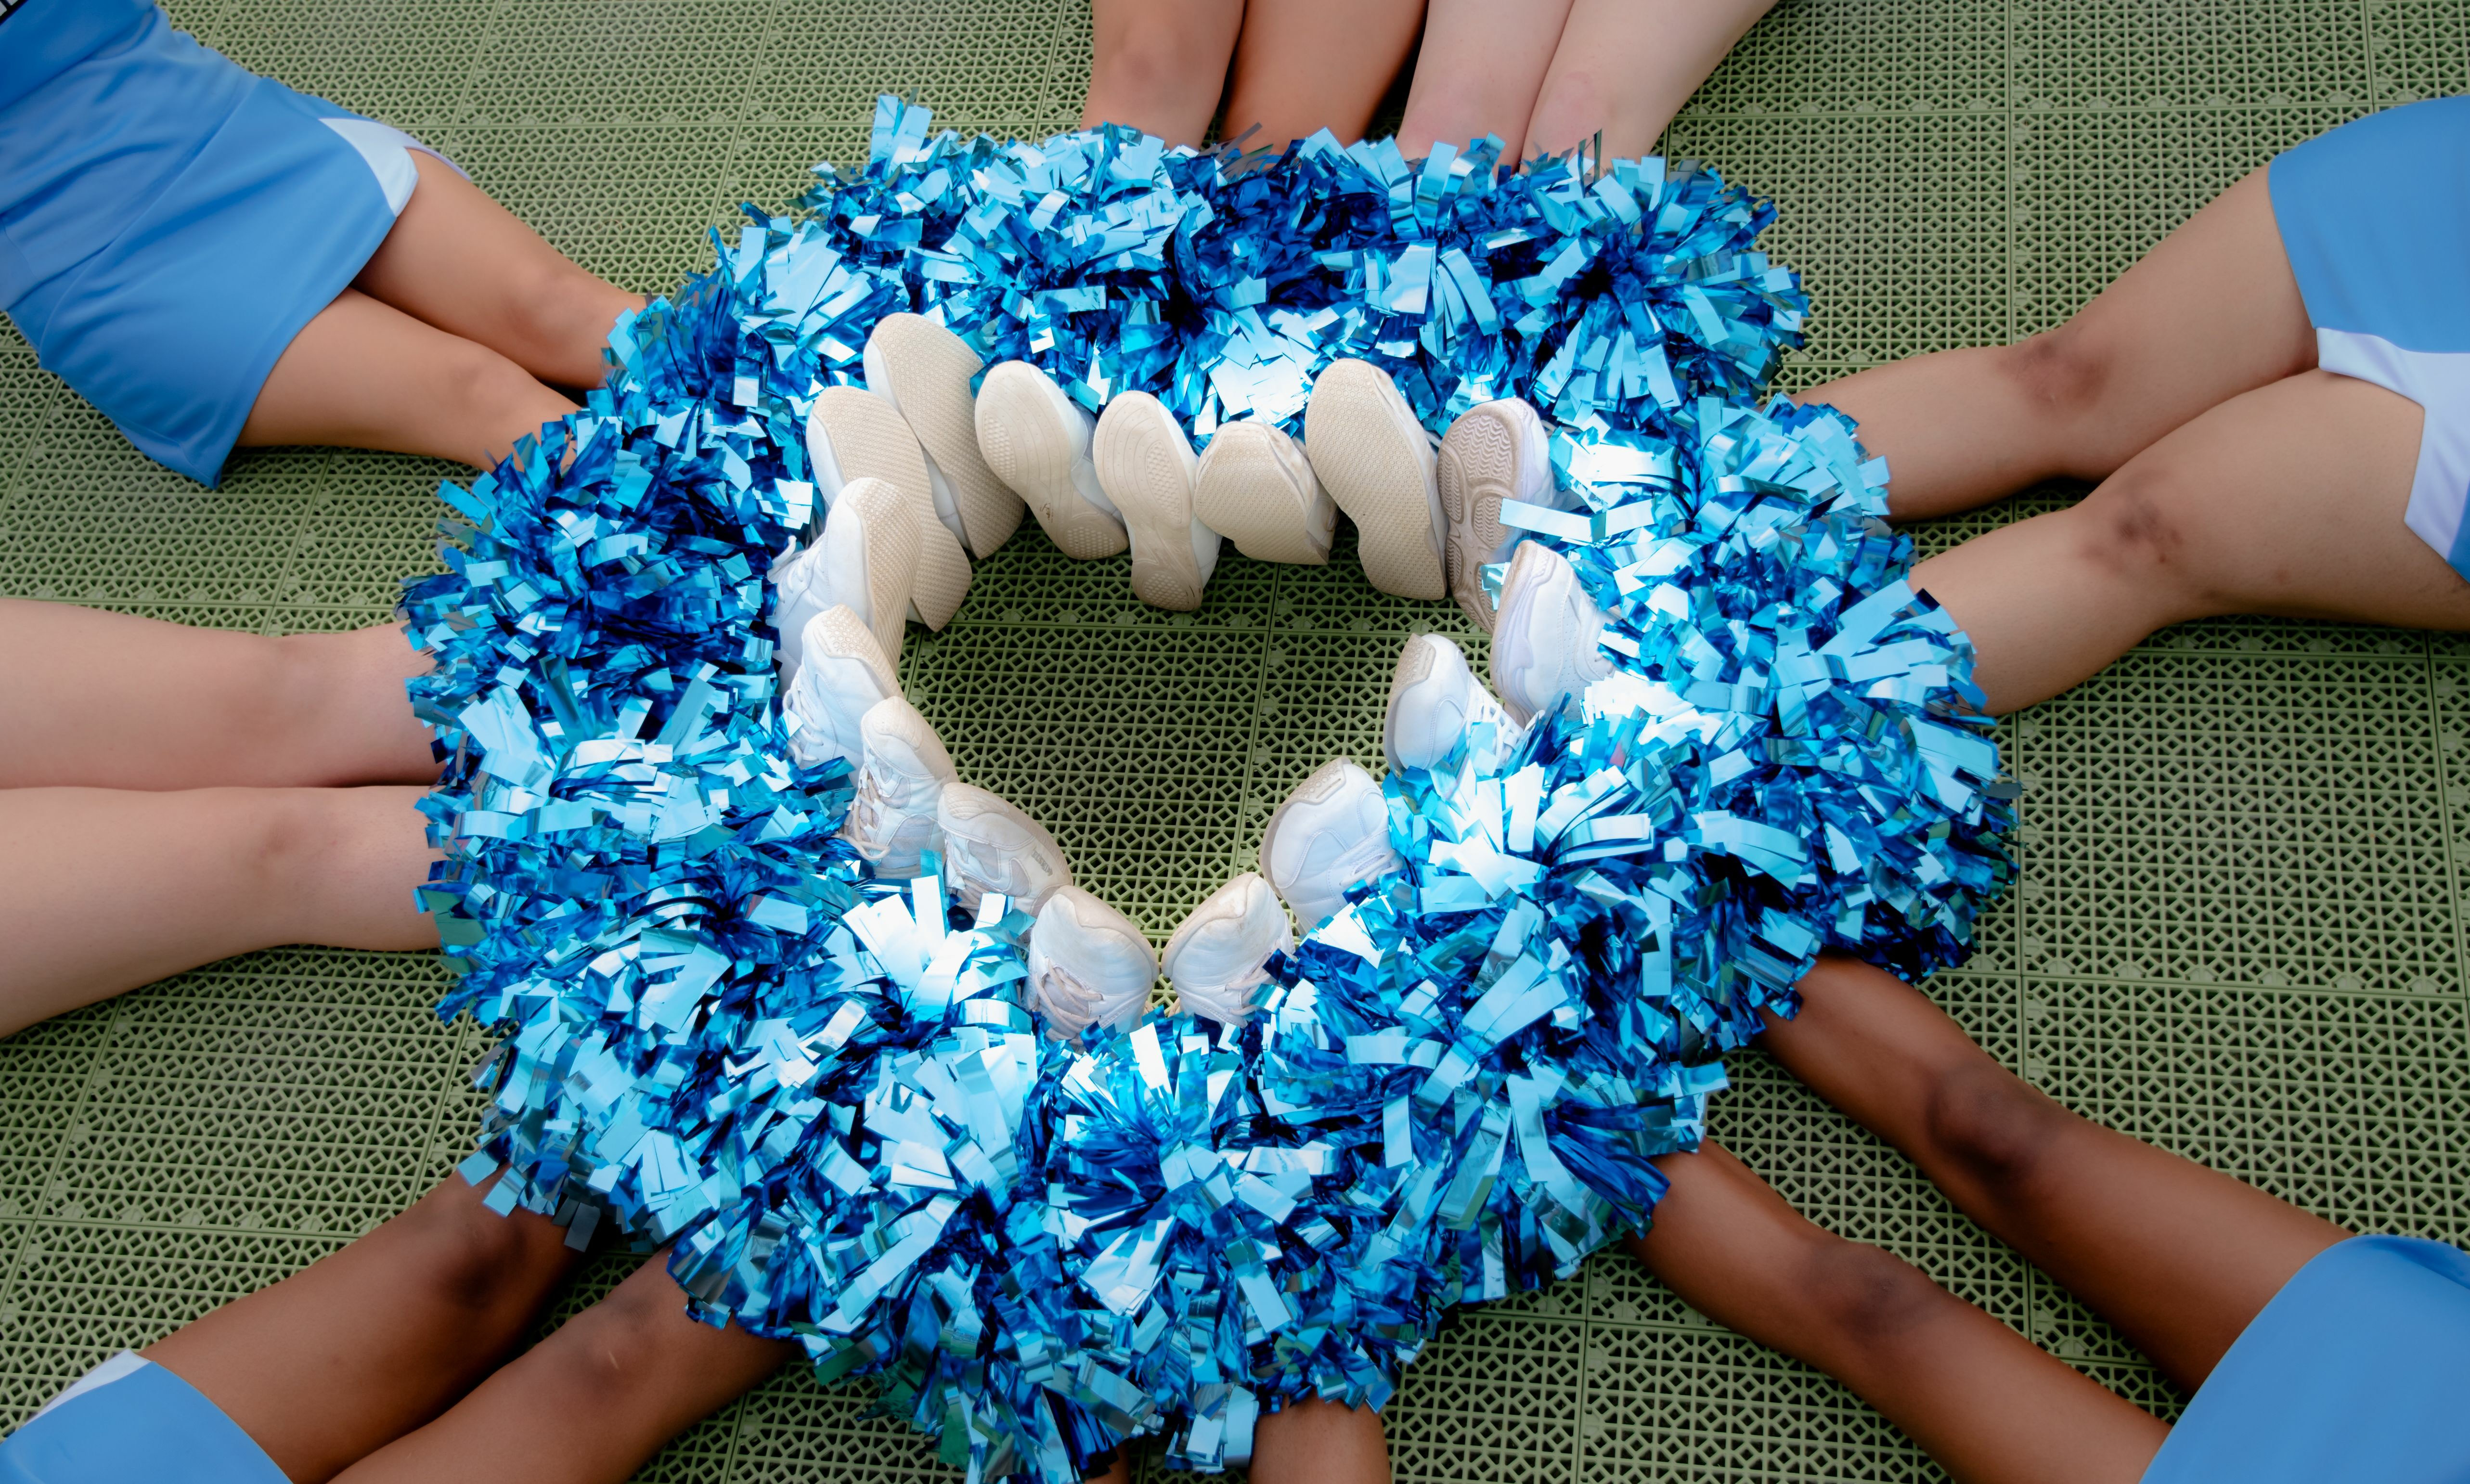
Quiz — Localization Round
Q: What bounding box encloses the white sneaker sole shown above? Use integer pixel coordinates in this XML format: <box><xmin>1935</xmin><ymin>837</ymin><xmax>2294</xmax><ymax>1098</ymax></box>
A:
<box><xmin>1383</xmin><ymin>632</ymin><xmax>1442</xmax><ymax>771</ymax></box>
<box><xmin>833</xmin><ymin>477</ymin><xmax>923</xmax><ymax>669</ymax></box>
<box><xmin>1093</xmin><ymin>392</ymin><xmax>1207</xmax><ymax>612</ymax></box>
<box><xmin>1305</xmin><ymin>360</ymin><xmax>1445</xmax><ymax>601</ymax></box>
<box><xmin>865</xmin><ymin>314</ymin><xmax>1024</xmax><ymax>558</ymax></box>
<box><xmin>1193</xmin><ymin>421</ymin><xmax>1332</xmax><ymax>566</ymax></box>
<box><xmin>974</xmin><ymin>362</ymin><xmax>1128</xmax><ymax>560</ymax></box>
<box><xmin>807</xmin><ymin>386</ymin><xmax>972</xmax><ymax>630</ymax></box>
<box><xmin>1436</xmin><ymin>403</ymin><xmax>1529</xmax><ymax>632</ymax></box>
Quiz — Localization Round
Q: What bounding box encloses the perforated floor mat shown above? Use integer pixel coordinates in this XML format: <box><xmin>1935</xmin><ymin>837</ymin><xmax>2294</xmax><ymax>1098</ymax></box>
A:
<box><xmin>4</xmin><ymin>1</ymin><xmax>2466</xmax><ymax>1479</ymax></box>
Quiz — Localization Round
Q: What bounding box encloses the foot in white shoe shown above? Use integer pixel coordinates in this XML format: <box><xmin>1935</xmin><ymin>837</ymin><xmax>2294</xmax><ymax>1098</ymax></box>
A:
<box><xmin>1437</xmin><ymin>398</ymin><xmax>1553</xmax><ymax>632</ymax></box>
<box><xmin>802</xmin><ymin>477</ymin><xmax>922</xmax><ymax>668</ymax></box>
<box><xmin>863</xmin><ymin>314</ymin><xmax>1025</xmax><ymax>558</ymax></box>
<box><xmin>1489</xmin><ymin>540</ymin><xmax>1615</xmax><ymax>726</ymax></box>
<box><xmin>804</xmin><ymin>385</ymin><xmax>973</xmax><ymax>628</ymax></box>
<box><xmin>1192</xmin><ymin>419</ymin><xmax>1334</xmax><ymax>566</ymax></box>
<box><xmin>1303</xmin><ymin>360</ymin><xmax>1445</xmax><ymax>601</ymax></box>
<box><xmin>784</xmin><ymin>606</ymin><xmax>901</xmax><ymax>770</ymax></box>
<box><xmin>1384</xmin><ymin>632</ymin><xmax>1523</xmax><ymax>775</ymax></box>
<box><xmin>1162</xmin><ymin>873</ymin><xmax>1293</xmax><ymax>1025</ymax></box>
<box><xmin>1260</xmin><ymin>759</ymin><xmax>1404</xmax><ymax>931</ymax></box>
<box><xmin>974</xmin><ymin>361</ymin><xmax>1128</xmax><ymax>560</ymax></box>
<box><xmin>842</xmin><ymin>697</ymin><xmax>957</xmax><ymax>877</ymax></box>
<box><xmin>1093</xmin><ymin>391</ymin><xmax>1220</xmax><ymax>612</ymax></box>
<box><xmin>1026</xmin><ymin>886</ymin><xmax>1157</xmax><ymax>1039</ymax></box>
<box><xmin>937</xmin><ymin>783</ymin><xmax>1073</xmax><ymax>913</ymax></box>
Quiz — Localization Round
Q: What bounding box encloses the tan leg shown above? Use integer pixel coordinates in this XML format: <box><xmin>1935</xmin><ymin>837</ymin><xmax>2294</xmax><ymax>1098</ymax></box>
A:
<box><xmin>331</xmin><ymin>1254</ymin><xmax>792</xmax><ymax>1484</ymax></box>
<box><xmin>1759</xmin><ymin>957</ymin><xmax>2351</xmax><ymax>1393</ymax></box>
<box><xmin>1631</xmin><ymin>1143</ymin><xmax>2168</xmax><ymax>1484</ymax></box>
<box><xmin>0</xmin><ymin>601</ymin><xmax>435</xmax><ymax>791</ymax></box>
<box><xmin>1252</xmin><ymin>1397</ymin><xmax>1388</xmax><ymax>1483</ymax></box>
<box><xmin>145</xmin><ymin>1177</ymin><xmax>583</xmax><ymax>1484</ymax></box>
<box><xmin>1523</xmin><ymin>0</ymin><xmax>1776</xmax><ymax>164</ymax></box>
<box><xmin>1397</xmin><ymin>0</ymin><xmax>1573</xmax><ymax>164</ymax></box>
<box><xmin>1219</xmin><ymin>0</ymin><xmax>1427</xmax><ymax>150</ymax></box>
<box><xmin>354</xmin><ymin>154</ymin><xmax>645</xmax><ymax>391</ymax></box>
<box><xmin>1081</xmin><ymin>0</ymin><xmax>1246</xmax><ymax>147</ymax></box>
<box><xmin>0</xmin><ymin>784</ymin><xmax>436</xmax><ymax>1031</ymax></box>
<box><xmin>1808</xmin><ymin>168</ymin><xmax>2317</xmax><ymax>521</ymax></box>
<box><xmin>237</xmin><ymin>287</ymin><xmax>577</xmax><ymax>470</ymax></box>
<box><xmin>1911</xmin><ymin>369</ymin><xmax>2462</xmax><ymax>711</ymax></box>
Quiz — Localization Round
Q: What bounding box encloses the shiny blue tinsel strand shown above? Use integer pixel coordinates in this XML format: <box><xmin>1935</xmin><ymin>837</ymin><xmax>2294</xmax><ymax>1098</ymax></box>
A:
<box><xmin>401</xmin><ymin>96</ymin><xmax>2011</xmax><ymax>1483</ymax></box>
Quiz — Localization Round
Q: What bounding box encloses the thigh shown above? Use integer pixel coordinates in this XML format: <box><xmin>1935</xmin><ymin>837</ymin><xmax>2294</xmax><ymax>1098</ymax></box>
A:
<box><xmin>0</xmin><ymin>601</ymin><xmax>435</xmax><ymax>791</ymax></box>
<box><xmin>145</xmin><ymin>1176</ymin><xmax>582</xmax><ymax>1484</ymax></box>
<box><xmin>1397</xmin><ymin>0</ymin><xmax>1573</xmax><ymax>163</ymax></box>
<box><xmin>1221</xmin><ymin>0</ymin><xmax>1427</xmax><ymax>149</ymax></box>
<box><xmin>356</xmin><ymin>153</ymin><xmax>642</xmax><ymax>390</ymax></box>
<box><xmin>0</xmin><ymin>785</ymin><xmax>436</xmax><ymax>1032</ymax></box>
<box><xmin>1525</xmin><ymin>0</ymin><xmax>1772</xmax><ymax>162</ymax></box>
<box><xmin>240</xmin><ymin>286</ymin><xmax>577</xmax><ymax>470</ymax></box>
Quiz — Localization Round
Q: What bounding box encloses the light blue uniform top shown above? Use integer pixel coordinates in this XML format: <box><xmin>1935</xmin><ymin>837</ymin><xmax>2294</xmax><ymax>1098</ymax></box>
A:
<box><xmin>0</xmin><ymin>0</ymin><xmax>439</xmax><ymax>484</ymax></box>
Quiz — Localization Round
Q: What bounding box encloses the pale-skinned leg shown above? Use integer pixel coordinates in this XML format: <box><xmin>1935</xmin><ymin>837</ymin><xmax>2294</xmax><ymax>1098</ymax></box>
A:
<box><xmin>1522</xmin><ymin>0</ymin><xmax>1774</xmax><ymax>164</ymax></box>
<box><xmin>1396</xmin><ymin>0</ymin><xmax>1572</xmax><ymax>164</ymax></box>
<box><xmin>1081</xmin><ymin>0</ymin><xmax>1247</xmax><ymax>146</ymax></box>
<box><xmin>1218</xmin><ymin>0</ymin><xmax>1426</xmax><ymax>150</ymax></box>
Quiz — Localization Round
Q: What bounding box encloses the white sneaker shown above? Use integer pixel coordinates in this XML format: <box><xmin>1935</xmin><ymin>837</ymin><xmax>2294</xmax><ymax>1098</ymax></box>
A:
<box><xmin>937</xmin><ymin>783</ymin><xmax>1073</xmax><ymax>913</ymax></box>
<box><xmin>1162</xmin><ymin>873</ymin><xmax>1293</xmax><ymax>1025</ymax></box>
<box><xmin>863</xmin><ymin>313</ymin><xmax>1024</xmax><ymax>558</ymax></box>
<box><xmin>1092</xmin><ymin>391</ymin><xmax>1221</xmax><ymax>612</ymax></box>
<box><xmin>1192</xmin><ymin>419</ymin><xmax>1334</xmax><ymax>566</ymax></box>
<box><xmin>1302</xmin><ymin>359</ymin><xmax>1445</xmax><ymax>601</ymax></box>
<box><xmin>1260</xmin><ymin>759</ymin><xmax>1403</xmax><ymax>931</ymax></box>
<box><xmin>1384</xmin><ymin>632</ymin><xmax>1522</xmax><ymax>774</ymax></box>
<box><xmin>784</xmin><ymin>606</ymin><xmax>901</xmax><ymax>770</ymax></box>
<box><xmin>973</xmin><ymin>361</ymin><xmax>1128</xmax><ymax>560</ymax></box>
<box><xmin>1437</xmin><ymin>398</ymin><xmax>1552</xmax><ymax>632</ymax></box>
<box><xmin>1489</xmin><ymin>540</ymin><xmax>1615</xmax><ymax>726</ymax></box>
<box><xmin>804</xmin><ymin>385</ymin><xmax>973</xmax><ymax>628</ymax></box>
<box><xmin>1025</xmin><ymin>886</ymin><xmax>1158</xmax><ymax>1039</ymax></box>
<box><xmin>792</xmin><ymin>476</ymin><xmax>920</xmax><ymax>669</ymax></box>
<box><xmin>842</xmin><ymin>697</ymin><xmax>957</xmax><ymax>877</ymax></box>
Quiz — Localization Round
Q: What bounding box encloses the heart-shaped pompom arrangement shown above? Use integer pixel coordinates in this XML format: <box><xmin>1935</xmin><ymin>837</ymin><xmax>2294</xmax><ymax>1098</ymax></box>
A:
<box><xmin>403</xmin><ymin>98</ymin><xmax>2012</xmax><ymax>1484</ymax></box>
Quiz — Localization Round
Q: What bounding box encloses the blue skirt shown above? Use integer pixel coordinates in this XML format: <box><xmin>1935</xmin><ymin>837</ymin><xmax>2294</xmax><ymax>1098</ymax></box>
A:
<box><xmin>0</xmin><ymin>1353</ymin><xmax>285</xmax><ymax>1484</ymax></box>
<box><xmin>2142</xmin><ymin>1235</ymin><xmax>2470</xmax><ymax>1482</ymax></box>
<box><xmin>0</xmin><ymin>0</ymin><xmax>450</xmax><ymax>485</ymax></box>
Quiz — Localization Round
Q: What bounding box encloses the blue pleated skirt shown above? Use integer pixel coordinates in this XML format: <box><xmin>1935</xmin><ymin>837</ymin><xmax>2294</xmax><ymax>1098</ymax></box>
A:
<box><xmin>0</xmin><ymin>0</ymin><xmax>448</xmax><ymax>484</ymax></box>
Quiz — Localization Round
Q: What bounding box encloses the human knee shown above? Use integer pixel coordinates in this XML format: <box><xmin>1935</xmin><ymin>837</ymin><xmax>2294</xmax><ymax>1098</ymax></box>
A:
<box><xmin>1919</xmin><ymin>1059</ymin><xmax>2072</xmax><ymax>1204</ymax></box>
<box><xmin>524</xmin><ymin>1271</ymin><xmax>684</xmax><ymax>1406</ymax></box>
<box><xmin>1089</xmin><ymin>17</ymin><xmax>1229</xmax><ymax>113</ymax></box>
<box><xmin>1994</xmin><ymin>323</ymin><xmax>2120</xmax><ymax>433</ymax></box>
<box><xmin>2069</xmin><ymin>464</ymin><xmax>2200</xmax><ymax>590</ymax></box>
<box><xmin>1794</xmin><ymin>1233</ymin><xmax>1945</xmax><ymax>1360</ymax></box>
<box><xmin>386</xmin><ymin>1180</ymin><xmax>566</xmax><ymax>1316</ymax></box>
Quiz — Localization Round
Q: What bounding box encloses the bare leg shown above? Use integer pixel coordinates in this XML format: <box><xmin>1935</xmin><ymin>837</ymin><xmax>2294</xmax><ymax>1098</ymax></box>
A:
<box><xmin>1808</xmin><ymin>168</ymin><xmax>2316</xmax><ymax>521</ymax></box>
<box><xmin>145</xmin><ymin>1176</ymin><xmax>583</xmax><ymax>1484</ymax></box>
<box><xmin>0</xmin><ymin>601</ymin><xmax>435</xmax><ymax>791</ymax></box>
<box><xmin>1759</xmin><ymin>956</ymin><xmax>2351</xmax><ymax>1392</ymax></box>
<box><xmin>1524</xmin><ymin>0</ymin><xmax>1775</xmax><ymax>164</ymax></box>
<box><xmin>1253</xmin><ymin>1398</ymin><xmax>1388</xmax><ymax>1483</ymax></box>
<box><xmin>1081</xmin><ymin>0</ymin><xmax>1246</xmax><ymax>147</ymax></box>
<box><xmin>331</xmin><ymin>1255</ymin><xmax>792</xmax><ymax>1484</ymax></box>
<box><xmin>1397</xmin><ymin>0</ymin><xmax>1573</xmax><ymax>164</ymax></box>
<box><xmin>0</xmin><ymin>784</ymin><xmax>437</xmax><ymax>1030</ymax></box>
<box><xmin>1910</xmin><ymin>369</ymin><xmax>2462</xmax><ymax>711</ymax></box>
<box><xmin>1630</xmin><ymin>1143</ymin><xmax>2167</xmax><ymax>1484</ymax></box>
<box><xmin>354</xmin><ymin>154</ymin><xmax>645</xmax><ymax>392</ymax></box>
<box><xmin>1221</xmin><ymin>0</ymin><xmax>1428</xmax><ymax>150</ymax></box>
<box><xmin>237</xmin><ymin>287</ymin><xmax>578</xmax><ymax>470</ymax></box>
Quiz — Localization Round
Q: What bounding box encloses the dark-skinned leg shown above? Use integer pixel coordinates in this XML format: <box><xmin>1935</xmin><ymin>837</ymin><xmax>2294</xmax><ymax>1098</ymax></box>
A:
<box><xmin>1759</xmin><ymin>956</ymin><xmax>2351</xmax><ymax>1392</ymax></box>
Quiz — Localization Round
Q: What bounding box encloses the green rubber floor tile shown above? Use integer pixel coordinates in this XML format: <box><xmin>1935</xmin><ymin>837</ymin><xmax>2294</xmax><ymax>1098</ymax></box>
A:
<box><xmin>51</xmin><ymin>950</ymin><xmax>464</xmax><ymax>1239</ymax></box>
<box><xmin>0</xmin><ymin>1223</ymin><xmax>347</xmax><ymax>1409</ymax></box>
<box><xmin>1575</xmin><ymin>1324</ymin><xmax>1944</xmax><ymax>1484</ymax></box>
<box><xmin>0</xmin><ymin>1011</ymin><xmax>113</xmax><ymax>1222</ymax></box>
<box><xmin>467</xmin><ymin>0</ymin><xmax>767</xmax><ymax>128</ymax></box>
<box><xmin>202</xmin><ymin>0</ymin><xmax>495</xmax><ymax>131</ymax></box>
<box><xmin>724</xmin><ymin>1371</ymin><xmax>957</xmax><ymax>1484</ymax></box>
<box><xmin>2009</xmin><ymin>0</ymin><xmax>2371</xmax><ymax>110</ymax></box>
<box><xmin>442</xmin><ymin>123</ymin><xmax>737</xmax><ymax>293</ymax></box>
<box><xmin>1378</xmin><ymin>1310</ymin><xmax>1585</xmax><ymax>1484</ymax></box>
<box><xmin>268</xmin><ymin>454</ymin><xmax>458</xmax><ymax>617</ymax></box>
<box><xmin>2369</xmin><ymin>0</ymin><xmax>2470</xmax><ymax>104</ymax></box>
<box><xmin>1685</xmin><ymin>0</ymin><xmax>2008</xmax><ymax>116</ymax></box>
